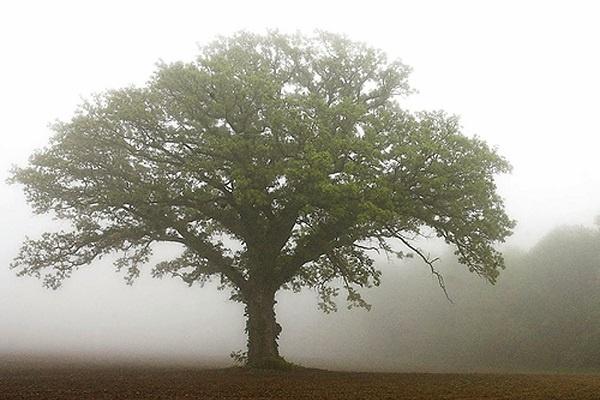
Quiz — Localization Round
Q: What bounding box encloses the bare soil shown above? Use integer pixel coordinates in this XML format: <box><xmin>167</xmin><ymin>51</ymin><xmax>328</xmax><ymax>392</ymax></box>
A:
<box><xmin>1</xmin><ymin>364</ymin><xmax>599</xmax><ymax>399</ymax></box>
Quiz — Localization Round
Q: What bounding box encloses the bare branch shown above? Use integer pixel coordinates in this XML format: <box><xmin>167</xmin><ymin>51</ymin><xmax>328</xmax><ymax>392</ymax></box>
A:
<box><xmin>353</xmin><ymin>243</ymin><xmax>381</xmax><ymax>254</ymax></box>
<box><xmin>387</xmin><ymin>226</ymin><xmax>452</xmax><ymax>303</ymax></box>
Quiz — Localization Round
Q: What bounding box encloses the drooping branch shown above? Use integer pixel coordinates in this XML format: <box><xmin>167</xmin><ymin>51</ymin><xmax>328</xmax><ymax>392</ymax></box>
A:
<box><xmin>384</xmin><ymin>225</ymin><xmax>452</xmax><ymax>302</ymax></box>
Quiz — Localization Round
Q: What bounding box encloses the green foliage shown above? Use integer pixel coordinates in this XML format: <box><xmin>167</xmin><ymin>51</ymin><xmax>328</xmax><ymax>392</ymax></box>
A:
<box><xmin>9</xmin><ymin>31</ymin><xmax>514</xmax><ymax>311</ymax></box>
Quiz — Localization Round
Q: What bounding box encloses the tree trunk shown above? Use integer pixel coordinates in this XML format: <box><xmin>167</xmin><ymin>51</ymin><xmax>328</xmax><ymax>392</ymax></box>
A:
<box><xmin>244</xmin><ymin>286</ymin><xmax>285</xmax><ymax>369</ymax></box>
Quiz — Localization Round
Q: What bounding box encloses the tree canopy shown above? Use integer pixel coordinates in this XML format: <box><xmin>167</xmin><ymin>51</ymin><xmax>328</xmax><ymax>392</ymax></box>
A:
<box><xmin>10</xmin><ymin>31</ymin><xmax>514</xmax><ymax>367</ymax></box>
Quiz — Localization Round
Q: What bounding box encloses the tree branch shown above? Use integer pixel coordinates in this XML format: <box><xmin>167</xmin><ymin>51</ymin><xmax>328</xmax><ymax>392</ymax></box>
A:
<box><xmin>387</xmin><ymin>226</ymin><xmax>452</xmax><ymax>302</ymax></box>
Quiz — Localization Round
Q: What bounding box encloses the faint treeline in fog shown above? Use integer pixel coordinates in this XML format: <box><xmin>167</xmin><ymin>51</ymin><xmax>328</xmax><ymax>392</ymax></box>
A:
<box><xmin>320</xmin><ymin>224</ymin><xmax>600</xmax><ymax>372</ymax></box>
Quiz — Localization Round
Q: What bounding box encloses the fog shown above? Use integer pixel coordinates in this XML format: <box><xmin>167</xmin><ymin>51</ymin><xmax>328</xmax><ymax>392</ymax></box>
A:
<box><xmin>1</xmin><ymin>0</ymin><xmax>599</xmax><ymax>372</ymax></box>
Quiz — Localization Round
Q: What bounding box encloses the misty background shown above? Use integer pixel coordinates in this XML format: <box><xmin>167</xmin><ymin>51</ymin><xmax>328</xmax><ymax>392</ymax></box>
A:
<box><xmin>1</xmin><ymin>0</ymin><xmax>599</xmax><ymax>372</ymax></box>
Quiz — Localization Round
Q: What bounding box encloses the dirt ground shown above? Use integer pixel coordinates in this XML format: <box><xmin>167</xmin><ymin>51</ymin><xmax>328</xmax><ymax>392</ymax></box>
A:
<box><xmin>1</xmin><ymin>364</ymin><xmax>599</xmax><ymax>399</ymax></box>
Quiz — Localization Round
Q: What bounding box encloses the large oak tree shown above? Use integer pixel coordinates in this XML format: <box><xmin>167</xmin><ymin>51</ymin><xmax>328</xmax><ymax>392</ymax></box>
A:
<box><xmin>10</xmin><ymin>31</ymin><xmax>514</xmax><ymax>368</ymax></box>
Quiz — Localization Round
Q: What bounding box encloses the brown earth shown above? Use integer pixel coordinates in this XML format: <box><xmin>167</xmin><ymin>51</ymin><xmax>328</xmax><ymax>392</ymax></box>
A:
<box><xmin>1</xmin><ymin>364</ymin><xmax>599</xmax><ymax>399</ymax></box>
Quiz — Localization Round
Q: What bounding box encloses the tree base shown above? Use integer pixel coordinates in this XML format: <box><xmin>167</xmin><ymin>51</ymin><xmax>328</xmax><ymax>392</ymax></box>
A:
<box><xmin>245</xmin><ymin>356</ymin><xmax>299</xmax><ymax>370</ymax></box>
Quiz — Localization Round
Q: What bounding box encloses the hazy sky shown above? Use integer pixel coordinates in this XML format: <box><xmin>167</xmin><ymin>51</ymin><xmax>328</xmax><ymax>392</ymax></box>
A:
<box><xmin>0</xmin><ymin>0</ymin><xmax>599</xmax><ymax>364</ymax></box>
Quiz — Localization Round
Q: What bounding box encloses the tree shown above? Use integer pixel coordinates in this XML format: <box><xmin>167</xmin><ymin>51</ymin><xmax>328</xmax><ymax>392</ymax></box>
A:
<box><xmin>9</xmin><ymin>31</ymin><xmax>514</xmax><ymax>368</ymax></box>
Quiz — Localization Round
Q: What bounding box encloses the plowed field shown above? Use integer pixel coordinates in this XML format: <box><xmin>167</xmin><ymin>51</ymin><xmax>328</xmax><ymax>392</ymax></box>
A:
<box><xmin>1</xmin><ymin>365</ymin><xmax>599</xmax><ymax>399</ymax></box>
